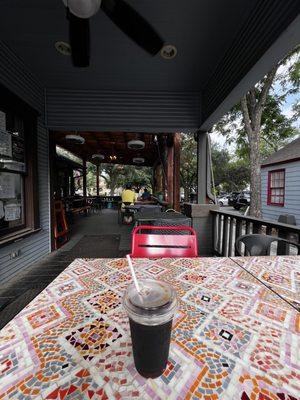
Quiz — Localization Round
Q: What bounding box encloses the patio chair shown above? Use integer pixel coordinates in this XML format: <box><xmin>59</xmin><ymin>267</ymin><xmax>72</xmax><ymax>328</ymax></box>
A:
<box><xmin>235</xmin><ymin>234</ymin><xmax>300</xmax><ymax>256</ymax></box>
<box><xmin>138</xmin><ymin>205</ymin><xmax>162</xmax><ymax>214</ymax></box>
<box><xmin>154</xmin><ymin>216</ymin><xmax>191</xmax><ymax>234</ymax></box>
<box><xmin>130</xmin><ymin>225</ymin><xmax>198</xmax><ymax>258</ymax></box>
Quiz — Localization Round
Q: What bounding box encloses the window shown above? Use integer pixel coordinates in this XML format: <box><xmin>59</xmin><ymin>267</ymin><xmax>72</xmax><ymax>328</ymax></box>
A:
<box><xmin>0</xmin><ymin>94</ymin><xmax>39</xmax><ymax>243</ymax></box>
<box><xmin>267</xmin><ymin>169</ymin><xmax>285</xmax><ymax>206</ymax></box>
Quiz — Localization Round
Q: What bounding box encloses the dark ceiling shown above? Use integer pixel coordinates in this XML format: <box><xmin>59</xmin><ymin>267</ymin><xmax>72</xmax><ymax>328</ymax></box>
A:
<box><xmin>54</xmin><ymin>131</ymin><xmax>165</xmax><ymax>166</ymax></box>
<box><xmin>0</xmin><ymin>0</ymin><xmax>258</xmax><ymax>92</ymax></box>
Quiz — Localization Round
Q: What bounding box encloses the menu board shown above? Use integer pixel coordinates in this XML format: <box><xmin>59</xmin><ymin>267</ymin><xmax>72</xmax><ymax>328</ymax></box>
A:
<box><xmin>0</xmin><ymin>129</ymin><xmax>25</xmax><ymax>172</ymax></box>
<box><xmin>0</xmin><ymin>129</ymin><xmax>12</xmax><ymax>158</ymax></box>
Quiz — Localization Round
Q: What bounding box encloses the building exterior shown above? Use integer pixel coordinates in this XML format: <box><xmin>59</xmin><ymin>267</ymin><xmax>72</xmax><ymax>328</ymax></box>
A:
<box><xmin>261</xmin><ymin>136</ymin><xmax>300</xmax><ymax>226</ymax></box>
<box><xmin>0</xmin><ymin>2</ymin><xmax>299</xmax><ymax>284</ymax></box>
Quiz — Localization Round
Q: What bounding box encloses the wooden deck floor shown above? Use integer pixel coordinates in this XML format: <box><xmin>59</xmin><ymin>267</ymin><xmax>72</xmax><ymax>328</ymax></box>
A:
<box><xmin>0</xmin><ymin>209</ymin><xmax>132</xmax><ymax>329</ymax></box>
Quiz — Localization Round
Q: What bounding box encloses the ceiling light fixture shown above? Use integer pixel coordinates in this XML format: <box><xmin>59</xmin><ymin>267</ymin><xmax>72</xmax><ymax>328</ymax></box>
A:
<box><xmin>133</xmin><ymin>157</ymin><xmax>145</xmax><ymax>164</ymax></box>
<box><xmin>160</xmin><ymin>44</ymin><xmax>177</xmax><ymax>60</ymax></box>
<box><xmin>55</xmin><ymin>41</ymin><xmax>72</xmax><ymax>56</ymax></box>
<box><xmin>65</xmin><ymin>134</ymin><xmax>85</xmax><ymax>144</ymax></box>
<box><xmin>62</xmin><ymin>0</ymin><xmax>101</xmax><ymax>18</ymax></box>
<box><xmin>109</xmin><ymin>155</ymin><xmax>117</xmax><ymax>161</ymax></box>
<box><xmin>127</xmin><ymin>140</ymin><xmax>145</xmax><ymax>150</ymax></box>
<box><xmin>92</xmin><ymin>154</ymin><xmax>105</xmax><ymax>160</ymax></box>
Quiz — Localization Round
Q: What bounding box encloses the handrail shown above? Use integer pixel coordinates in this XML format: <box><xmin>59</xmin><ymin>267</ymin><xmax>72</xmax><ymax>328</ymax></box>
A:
<box><xmin>210</xmin><ymin>209</ymin><xmax>300</xmax><ymax>256</ymax></box>
<box><xmin>210</xmin><ymin>210</ymin><xmax>300</xmax><ymax>233</ymax></box>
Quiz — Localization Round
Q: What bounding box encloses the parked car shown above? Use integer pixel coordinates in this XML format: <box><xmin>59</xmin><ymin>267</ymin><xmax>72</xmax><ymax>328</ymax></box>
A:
<box><xmin>233</xmin><ymin>192</ymin><xmax>251</xmax><ymax>210</ymax></box>
<box><xmin>217</xmin><ymin>196</ymin><xmax>229</xmax><ymax>206</ymax></box>
<box><xmin>228</xmin><ymin>192</ymin><xmax>240</xmax><ymax>206</ymax></box>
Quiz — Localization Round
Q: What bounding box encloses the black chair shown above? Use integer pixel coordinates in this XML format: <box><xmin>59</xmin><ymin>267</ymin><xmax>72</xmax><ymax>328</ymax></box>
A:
<box><xmin>235</xmin><ymin>234</ymin><xmax>300</xmax><ymax>256</ymax></box>
<box><xmin>139</xmin><ymin>205</ymin><xmax>162</xmax><ymax>214</ymax></box>
<box><xmin>154</xmin><ymin>215</ymin><xmax>192</xmax><ymax>235</ymax></box>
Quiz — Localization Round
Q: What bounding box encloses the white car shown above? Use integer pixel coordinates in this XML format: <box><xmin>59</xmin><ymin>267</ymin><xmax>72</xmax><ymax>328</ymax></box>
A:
<box><xmin>217</xmin><ymin>196</ymin><xmax>229</xmax><ymax>206</ymax></box>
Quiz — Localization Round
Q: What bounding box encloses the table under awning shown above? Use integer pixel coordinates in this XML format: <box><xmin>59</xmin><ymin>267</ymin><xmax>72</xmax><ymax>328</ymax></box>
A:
<box><xmin>0</xmin><ymin>256</ymin><xmax>299</xmax><ymax>398</ymax></box>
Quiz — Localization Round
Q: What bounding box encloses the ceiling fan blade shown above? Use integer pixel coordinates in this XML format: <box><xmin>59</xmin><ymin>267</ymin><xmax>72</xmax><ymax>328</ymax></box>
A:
<box><xmin>67</xmin><ymin>9</ymin><xmax>90</xmax><ymax>67</ymax></box>
<box><xmin>100</xmin><ymin>0</ymin><xmax>164</xmax><ymax>55</ymax></box>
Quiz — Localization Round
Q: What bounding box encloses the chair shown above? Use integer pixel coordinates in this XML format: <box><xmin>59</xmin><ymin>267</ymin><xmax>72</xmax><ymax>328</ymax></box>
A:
<box><xmin>120</xmin><ymin>202</ymin><xmax>135</xmax><ymax>225</ymax></box>
<box><xmin>235</xmin><ymin>234</ymin><xmax>300</xmax><ymax>256</ymax></box>
<box><xmin>91</xmin><ymin>197</ymin><xmax>102</xmax><ymax>213</ymax></box>
<box><xmin>138</xmin><ymin>205</ymin><xmax>162</xmax><ymax>214</ymax></box>
<box><xmin>154</xmin><ymin>216</ymin><xmax>191</xmax><ymax>234</ymax></box>
<box><xmin>130</xmin><ymin>225</ymin><xmax>198</xmax><ymax>258</ymax></box>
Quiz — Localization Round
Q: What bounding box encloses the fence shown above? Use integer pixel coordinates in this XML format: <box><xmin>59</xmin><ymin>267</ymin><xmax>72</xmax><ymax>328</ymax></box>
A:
<box><xmin>211</xmin><ymin>210</ymin><xmax>300</xmax><ymax>256</ymax></box>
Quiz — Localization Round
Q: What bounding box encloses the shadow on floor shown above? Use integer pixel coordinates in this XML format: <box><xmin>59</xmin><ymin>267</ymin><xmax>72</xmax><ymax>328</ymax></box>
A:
<box><xmin>0</xmin><ymin>209</ymin><xmax>132</xmax><ymax>329</ymax></box>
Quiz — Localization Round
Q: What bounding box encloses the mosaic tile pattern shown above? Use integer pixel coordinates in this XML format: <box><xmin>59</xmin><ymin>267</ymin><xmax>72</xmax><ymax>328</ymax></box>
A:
<box><xmin>232</xmin><ymin>256</ymin><xmax>300</xmax><ymax>311</ymax></box>
<box><xmin>0</xmin><ymin>256</ymin><xmax>299</xmax><ymax>399</ymax></box>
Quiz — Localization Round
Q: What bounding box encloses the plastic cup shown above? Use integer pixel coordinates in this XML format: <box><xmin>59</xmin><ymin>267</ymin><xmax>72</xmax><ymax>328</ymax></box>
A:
<box><xmin>123</xmin><ymin>279</ymin><xmax>177</xmax><ymax>378</ymax></box>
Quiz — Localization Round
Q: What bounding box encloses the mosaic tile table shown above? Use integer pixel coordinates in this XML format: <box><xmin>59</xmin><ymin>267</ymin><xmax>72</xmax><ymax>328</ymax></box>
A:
<box><xmin>0</xmin><ymin>257</ymin><xmax>299</xmax><ymax>400</ymax></box>
<box><xmin>231</xmin><ymin>256</ymin><xmax>300</xmax><ymax>312</ymax></box>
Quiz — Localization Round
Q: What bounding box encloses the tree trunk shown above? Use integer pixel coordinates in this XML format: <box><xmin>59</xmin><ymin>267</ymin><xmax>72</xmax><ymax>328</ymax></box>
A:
<box><xmin>249</xmin><ymin>130</ymin><xmax>261</xmax><ymax>217</ymax></box>
<box><xmin>240</xmin><ymin>67</ymin><xmax>277</xmax><ymax>218</ymax></box>
<box><xmin>110</xmin><ymin>186</ymin><xmax>115</xmax><ymax>196</ymax></box>
<box><xmin>184</xmin><ymin>187</ymin><xmax>189</xmax><ymax>202</ymax></box>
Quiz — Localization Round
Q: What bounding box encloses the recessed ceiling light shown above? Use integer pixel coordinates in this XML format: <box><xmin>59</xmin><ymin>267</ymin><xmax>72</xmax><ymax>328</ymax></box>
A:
<box><xmin>55</xmin><ymin>41</ymin><xmax>71</xmax><ymax>56</ymax></box>
<box><xmin>160</xmin><ymin>44</ymin><xmax>177</xmax><ymax>60</ymax></box>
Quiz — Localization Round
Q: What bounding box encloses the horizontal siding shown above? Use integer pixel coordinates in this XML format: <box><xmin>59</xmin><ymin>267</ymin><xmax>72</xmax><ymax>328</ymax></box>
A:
<box><xmin>0</xmin><ymin>41</ymin><xmax>43</xmax><ymax>112</ymax></box>
<box><xmin>0</xmin><ymin>41</ymin><xmax>50</xmax><ymax>285</ymax></box>
<box><xmin>45</xmin><ymin>88</ymin><xmax>201</xmax><ymax>132</ymax></box>
<box><xmin>261</xmin><ymin>162</ymin><xmax>300</xmax><ymax>225</ymax></box>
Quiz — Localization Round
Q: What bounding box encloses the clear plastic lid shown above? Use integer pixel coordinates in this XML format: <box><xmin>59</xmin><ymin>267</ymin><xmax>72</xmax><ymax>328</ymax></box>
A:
<box><xmin>123</xmin><ymin>279</ymin><xmax>177</xmax><ymax>326</ymax></box>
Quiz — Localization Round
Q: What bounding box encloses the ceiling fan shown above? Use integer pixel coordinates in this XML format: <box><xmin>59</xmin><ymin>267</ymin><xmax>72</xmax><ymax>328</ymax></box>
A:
<box><xmin>62</xmin><ymin>0</ymin><xmax>164</xmax><ymax>67</ymax></box>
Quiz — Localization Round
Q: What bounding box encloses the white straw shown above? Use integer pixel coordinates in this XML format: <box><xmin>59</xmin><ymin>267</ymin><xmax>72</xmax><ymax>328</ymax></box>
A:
<box><xmin>126</xmin><ymin>254</ymin><xmax>141</xmax><ymax>294</ymax></box>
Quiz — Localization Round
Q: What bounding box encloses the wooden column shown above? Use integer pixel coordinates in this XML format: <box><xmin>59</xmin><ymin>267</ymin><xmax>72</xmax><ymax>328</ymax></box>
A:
<box><xmin>49</xmin><ymin>133</ymin><xmax>56</xmax><ymax>251</ymax></box>
<box><xmin>197</xmin><ymin>131</ymin><xmax>207</xmax><ymax>204</ymax></box>
<box><xmin>83</xmin><ymin>159</ymin><xmax>87</xmax><ymax>198</ymax></box>
<box><xmin>166</xmin><ymin>144</ymin><xmax>174</xmax><ymax>206</ymax></box>
<box><xmin>96</xmin><ymin>164</ymin><xmax>100</xmax><ymax>196</ymax></box>
<box><xmin>173</xmin><ymin>133</ymin><xmax>181</xmax><ymax>211</ymax></box>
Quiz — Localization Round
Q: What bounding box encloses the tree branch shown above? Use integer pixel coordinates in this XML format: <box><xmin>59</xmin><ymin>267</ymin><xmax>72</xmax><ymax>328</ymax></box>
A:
<box><xmin>256</xmin><ymin>66</ymin><xmax>278</xmax><ymax>112</ymax></box>
<box><xmin>100</xmin><ymin>174</ymin><xmax>109</xmax><ymax>183</ymax></box>
<box><xmin>240</xmin><ymin>96</ymin><xmax>252</xmax><ymax>140</ymax></box>
<box><xmin>261</xmin><ymin>135</ymin><xmax>279</xmax><ymax>152</ymax></box>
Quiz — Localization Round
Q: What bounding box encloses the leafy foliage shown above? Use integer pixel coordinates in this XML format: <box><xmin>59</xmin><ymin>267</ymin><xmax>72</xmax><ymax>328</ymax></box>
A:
<box><xmin>86</xmin><ymin>163</ymin><xmax>153</xmax><ymax>195</ymax></box>
<box><xmin>180</xmin><ymin>133</ymin><xmax>197</xmax><ymax>201</ymax></box>
<box><xmin>214</xmin><ymin>45</ymin><xmax>299</xmax><ymax>216</ymax></box>
<box><xmin>179</xmin><ymin>134</ymin><xmax>250</xmax><ymax>199</ymax></box>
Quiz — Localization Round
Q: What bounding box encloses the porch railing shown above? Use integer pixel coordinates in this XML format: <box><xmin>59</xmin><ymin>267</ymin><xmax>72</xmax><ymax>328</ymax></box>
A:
<box><xmin>211</xmin><ymin>210</ymin><xmax>300</xmax><ymax>257</ymax></box>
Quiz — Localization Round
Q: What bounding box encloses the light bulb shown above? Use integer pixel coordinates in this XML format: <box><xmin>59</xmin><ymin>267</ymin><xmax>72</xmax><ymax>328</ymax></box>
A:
<box><xmin>62</xmin><ymin>0</ymin><xmax>101</xmax><ymax>18</ymax></box>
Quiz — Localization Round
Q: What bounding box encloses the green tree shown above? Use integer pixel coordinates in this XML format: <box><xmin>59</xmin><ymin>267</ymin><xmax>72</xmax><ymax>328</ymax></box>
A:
<box><xmin>180</xmin><ymin>135</ymin><xmax>250</xmax><ymax>199</ymax></box>
<box><xmin>211</xmin><ymin>144</ymin><xmax>250</xmax><ymax>193</ymax></box>
<box><xmin>215</xmin><ymin>45</ymin><xmax>299</xmax><ymax>217</ymax></box>
<box><xmin>180</xmin><ymin>133</ymin><xmax>197</xmax><ymax>201</ymax></box>
<box><xmin>96</xmin><ymin>163</ymin><xmax>153</xmax><ymax>195</ymax></box>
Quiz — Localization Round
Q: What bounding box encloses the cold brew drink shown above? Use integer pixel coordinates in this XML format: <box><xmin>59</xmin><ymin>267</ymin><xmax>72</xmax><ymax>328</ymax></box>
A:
<box><xmin>123</xmin><ymin>279</ymin><xmax>177</xmax><ymax>378</ymax></box>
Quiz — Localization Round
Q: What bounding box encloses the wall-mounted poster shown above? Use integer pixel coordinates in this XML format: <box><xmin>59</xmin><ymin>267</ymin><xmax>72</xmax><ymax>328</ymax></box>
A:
<box><xmin>4</xmin><ymin>203</ymin><xmax>21</xmax><ymax>221</ymax></box>
<box><xmin>0</xmin><ymin>172</ymin><xmax>15</xmax><ymax>198</ymax></box>
<box><xmin>0</xmin><ymin>129</ymin><xmax>12</xmax><ymax>158</ymax></box>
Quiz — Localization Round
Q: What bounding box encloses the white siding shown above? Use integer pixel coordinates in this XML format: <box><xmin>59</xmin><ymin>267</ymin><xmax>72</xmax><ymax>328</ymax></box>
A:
<box><xmin>0</xmin><ymin>41</ymin><xmax>50</xmax><ymax>284</ymax></box>
<box><xmin>261</xmin><ymin>160</ymin><xmax>300</xmax><ymax>226</ymax></box>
